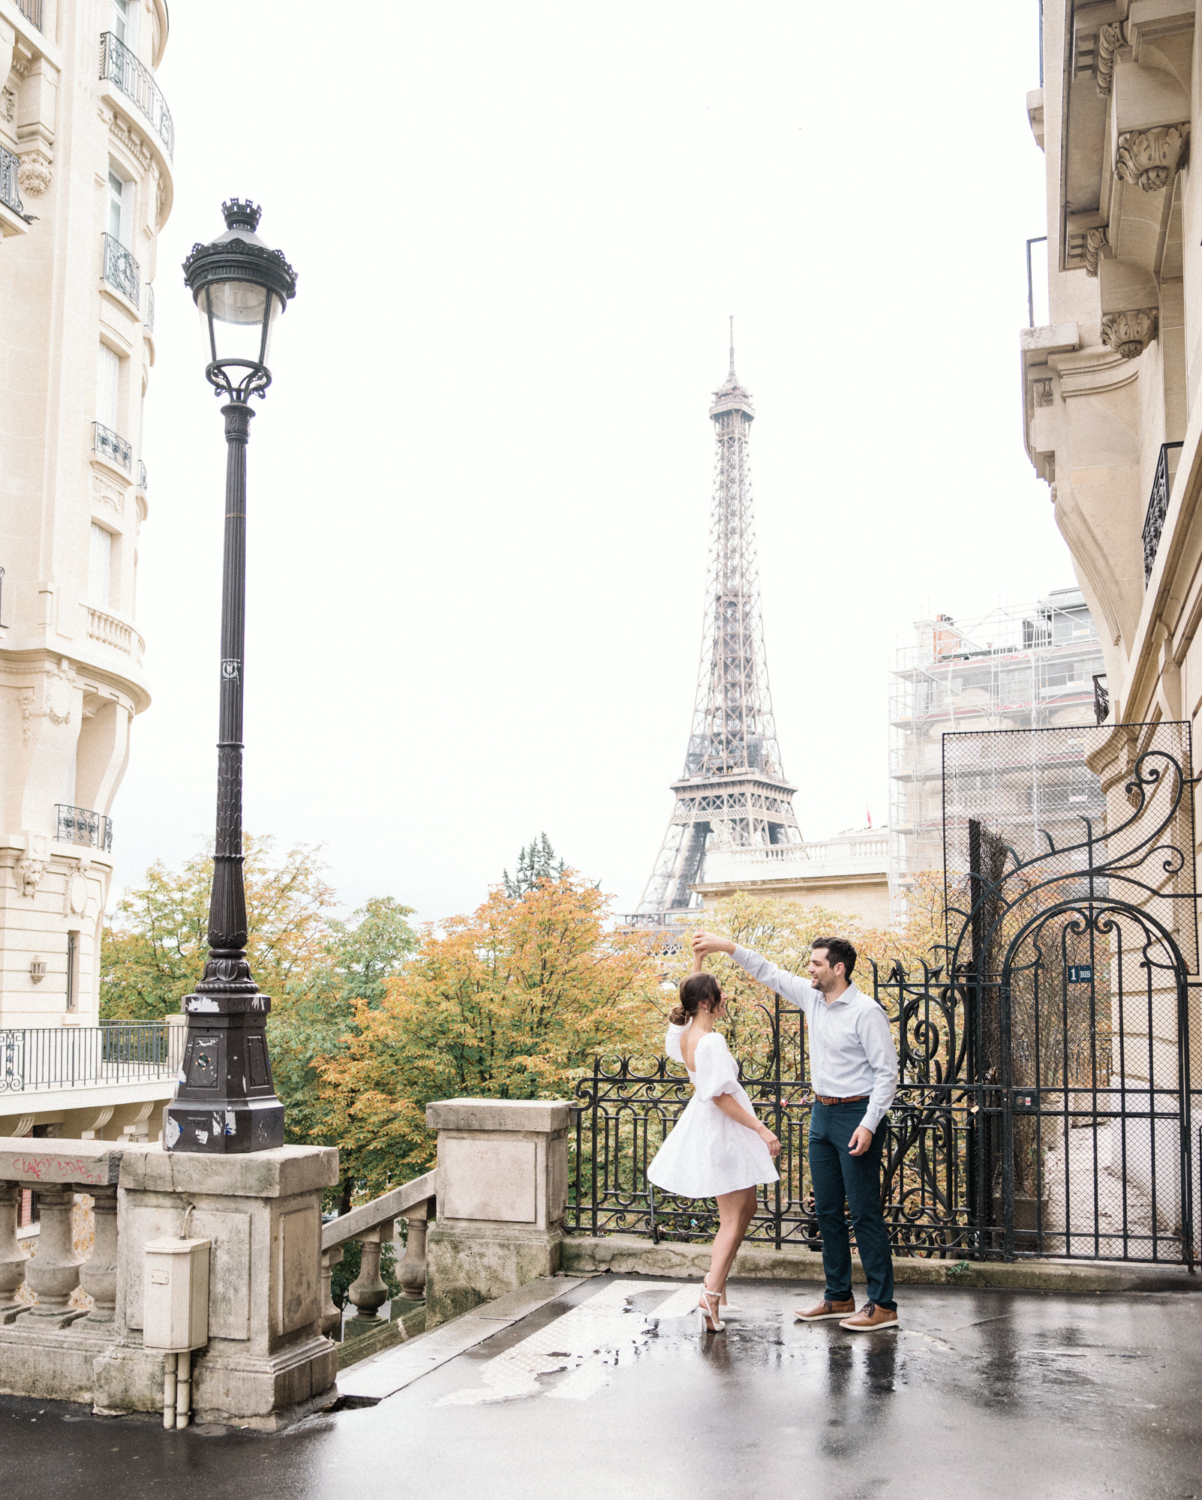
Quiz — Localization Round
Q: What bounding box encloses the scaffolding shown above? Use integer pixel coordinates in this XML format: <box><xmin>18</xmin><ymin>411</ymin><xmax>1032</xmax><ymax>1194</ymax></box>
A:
<box><xmin>888</xmin><ymin>587</ymin><xmax>1107</xmax><ymax>908</ymax></box>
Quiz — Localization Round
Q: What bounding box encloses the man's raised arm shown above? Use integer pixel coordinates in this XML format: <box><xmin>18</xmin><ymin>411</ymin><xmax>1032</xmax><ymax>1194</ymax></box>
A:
<box><xmin>692</xmin><ymin>930</ymin><xmax>813</xmax><ymax>1012</ymax></box>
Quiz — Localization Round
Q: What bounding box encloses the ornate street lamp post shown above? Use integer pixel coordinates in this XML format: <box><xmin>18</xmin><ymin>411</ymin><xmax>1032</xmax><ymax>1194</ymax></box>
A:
<box><xmin>165</xmin><ymin>201</ymin><xmax>297</xmax><ymax>1155</ymax></box>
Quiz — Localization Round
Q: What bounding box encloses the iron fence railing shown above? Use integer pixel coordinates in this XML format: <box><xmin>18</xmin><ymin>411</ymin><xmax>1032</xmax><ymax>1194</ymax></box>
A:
<box><xmin>1143</xmin><ymin>441</ymin><xmax>1185</xmax><ymax>583</ymax></box>
<box><xmin>99</xmin><ymin>31</ymin><xmax>174</xmax><ymax>159</ymax></box>
<box><xmin>137</xmin><ymin>460</ymin><xmax>148</xmax><ymax>491</ymax></box>
<box><xmin>102</xmin><ymin>232</ymin><xmax>140</xmax><ymax>305</ymax></box>
<box><xmin>55</xmin><ymin>803</ymin><xmax>113</xmax><ymax>852</ymax></box>
<box><xmin>0</xmin><ymin>1022</ymin><xmax>181</xmax><ymax>1094</ymax></box>
<box><xmin>0</xmin><ymin>145</ymin><xmax>25</xmax><ymax>218</ymax></box>
<box><xmin>93</xmin><ymin>421</ymin><xmax>132</xmax><ymax>471</ymax></box>
<box><xmin>17</xmin><ymin>0</ymin><xmax>42</xmax><ymax>30</ymax></box>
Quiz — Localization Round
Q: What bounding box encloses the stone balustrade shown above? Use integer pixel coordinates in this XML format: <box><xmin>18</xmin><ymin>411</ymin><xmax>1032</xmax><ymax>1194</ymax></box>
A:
<box><xmin>0</xmin><ymin>1100</ymin><xmax>572</xmax><ymax>1422</ymax></box>
<box><xmin>320</xmin><ymin>1167</ymin><xmax>436</xmax><ymax>1340</ymax></box>
<box><xmin>0</xmin><ymin>1136</ymin><xmax>339</xmax><ymax>1427</ymax></box>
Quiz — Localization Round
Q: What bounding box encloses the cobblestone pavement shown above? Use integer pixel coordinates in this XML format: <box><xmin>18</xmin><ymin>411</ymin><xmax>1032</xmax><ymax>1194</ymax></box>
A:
<box><xmin>4</xmin><ymin>1277</ymin><xmax>1201</xmax><ymax>1500</ymax></box>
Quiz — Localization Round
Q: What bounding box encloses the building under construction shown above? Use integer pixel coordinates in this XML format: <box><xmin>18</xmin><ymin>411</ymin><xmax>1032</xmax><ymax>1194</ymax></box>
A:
<box><xmin>889</xmin><ymin>587</ymin><xmax>1107</xmax><ymax>906</ymax></box>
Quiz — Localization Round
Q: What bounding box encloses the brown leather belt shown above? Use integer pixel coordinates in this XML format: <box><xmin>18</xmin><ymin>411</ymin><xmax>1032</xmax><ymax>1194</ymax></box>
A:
<box><xmin>814</xmin><ymin>1094</ymin><xmax>868</xmax><ymax>1106</ymax></box>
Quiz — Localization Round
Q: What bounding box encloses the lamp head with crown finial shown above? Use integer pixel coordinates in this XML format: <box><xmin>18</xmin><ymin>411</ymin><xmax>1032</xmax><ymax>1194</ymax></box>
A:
<box><xmin>183</xmin><ymin>200</ymin><xmax>297</xmax><ymax>401</ymax></box>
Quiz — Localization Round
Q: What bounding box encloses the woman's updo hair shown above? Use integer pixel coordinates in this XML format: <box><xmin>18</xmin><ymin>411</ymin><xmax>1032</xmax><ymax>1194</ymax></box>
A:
<box><xmin>669</xmin><ymin>972</ymin><xmax>722</xmax><ymax>1026</ymax></box>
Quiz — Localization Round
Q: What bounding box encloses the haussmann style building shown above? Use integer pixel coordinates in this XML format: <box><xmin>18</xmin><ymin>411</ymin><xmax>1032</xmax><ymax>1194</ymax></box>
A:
<box><xmin>0</xmin><ymin>0</ymin><xmax>180</xmax><ymax>1141</ymax></box>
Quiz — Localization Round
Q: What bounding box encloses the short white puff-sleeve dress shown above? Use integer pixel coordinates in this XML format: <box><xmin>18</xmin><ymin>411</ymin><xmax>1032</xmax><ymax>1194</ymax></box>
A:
<box><xmin>646</xmin><ymin>1022</ymin><xmax>780</xmax><ymax>1199</ymax></box>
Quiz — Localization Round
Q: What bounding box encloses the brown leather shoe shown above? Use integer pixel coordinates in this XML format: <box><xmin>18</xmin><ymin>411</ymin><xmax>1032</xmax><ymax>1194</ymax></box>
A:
<box><xmin>839</xmin><ymin>1301</ymin><xmax>899</xmax><ymax>1332</ymax></box>
<box><xmin>794</xmin><ymin>1296</ymin><xmax>856</xmax><ymax>1322</ymax></box>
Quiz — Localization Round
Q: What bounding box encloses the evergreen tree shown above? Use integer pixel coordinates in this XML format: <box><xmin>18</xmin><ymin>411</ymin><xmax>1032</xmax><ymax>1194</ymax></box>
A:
<box><xmin>502</xmin><ymin>832</ymin><xmax>566</xmax><ymax>897</ymax></box>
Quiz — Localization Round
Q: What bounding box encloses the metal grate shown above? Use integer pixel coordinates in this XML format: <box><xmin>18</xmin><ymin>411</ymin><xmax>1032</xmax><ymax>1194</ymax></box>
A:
<box><xmin>942</xmin><ymin>719</ymin><xmax>1196</xmax><ymax>971</ymax></box>
<box><xmin>17</xmin><ymin>0</ymin><xmax>42</xmax><ymax>29</ymax></box>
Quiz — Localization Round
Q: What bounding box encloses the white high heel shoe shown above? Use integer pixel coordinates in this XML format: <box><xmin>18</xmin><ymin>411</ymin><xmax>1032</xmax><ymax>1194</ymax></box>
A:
<box><xmin>697</xmin><ymin>1280</ymin><xmax>725</xmax><ymax>1333</ymax></box>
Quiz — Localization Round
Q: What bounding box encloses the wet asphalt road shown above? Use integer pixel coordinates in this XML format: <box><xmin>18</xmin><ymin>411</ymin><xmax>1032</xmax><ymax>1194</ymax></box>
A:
<box><xmin>3</xmin><ymin>1277</ymin><xmax>1200</xmax><ymax>1500</ymax></box>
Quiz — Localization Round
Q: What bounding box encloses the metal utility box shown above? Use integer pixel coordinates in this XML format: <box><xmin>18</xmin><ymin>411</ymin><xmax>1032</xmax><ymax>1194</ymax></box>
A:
<box><xmin>143</xmin><ymin>1237</ymin><xmax>211</xmax><ymax>1351</ymax></box>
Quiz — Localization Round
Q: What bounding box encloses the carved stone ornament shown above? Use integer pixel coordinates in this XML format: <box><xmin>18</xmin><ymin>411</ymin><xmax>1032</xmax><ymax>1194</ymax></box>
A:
<box><xmin>17</xmin><ymin>149</ymin><xmax>52</xmax><ymax>198</ymax></box>
<box><xmin>1049</xmin><ymin>482</ymin><xmax>1059</xmax><ymax>507</ymax></box>
<box><xmin>1085</xmin><ymin>226</ymin><xmax>1108</xmax><ymax>277</ymax></box>
<box><xmin>92</xmin><ymin>473</ymin><xmax>124</xmax><ymax>517</ymax></box>
<box><xmin>14</xmin><ymin>855</ymin><xmax>47</xmax><ymax>900</ymax></box>
<box><xmin>44</xmin><ymin>672</ymin><xmax>73</xmax><ymax>725</ymax></box>
<box><xmin>1096</xmin><ymin>21</ymin><xmax>1127</xmax><ymax>97</ymax></box>
<box><xmin>1101</xmin><ymin>307</ymin><xmax>1159</xmax><ymax>360</ymax></box>
<box><xmin>109</xmin><ymin>115</ymin><xmax>151</xmax><ymax>174</ymax></box>
<box><xmin>1032</xmin><ymin>378</ymin><xmax>1054</xmax><ymax>408</ymax></box>
<box><xmin>66</xmin><ymin>874</ymin><xmax>88</xmax><ymax>917</ymax></box>
<box><xmin>1115</xmin><ymin>124</ymin><xmax>1189</xmax><ymax>192</ymax></box>
<box><xmin>0</xmin><ymin>86</ymin><xmax>15</xmax><ymax>123</ymax></box>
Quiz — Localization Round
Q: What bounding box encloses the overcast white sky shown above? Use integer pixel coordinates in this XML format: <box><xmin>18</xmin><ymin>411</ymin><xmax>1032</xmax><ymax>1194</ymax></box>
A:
<box><xmin>113</xmin><ymin>0</ymin><xmax>1066</xmax><ymax>923</ymax></box>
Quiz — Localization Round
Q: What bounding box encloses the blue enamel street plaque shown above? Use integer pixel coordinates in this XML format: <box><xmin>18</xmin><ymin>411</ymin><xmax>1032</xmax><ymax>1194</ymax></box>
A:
<box><xmin>1068</xmin><ymin>964</ymin><xmax>1093</xmax><ymax>983</ymax></box>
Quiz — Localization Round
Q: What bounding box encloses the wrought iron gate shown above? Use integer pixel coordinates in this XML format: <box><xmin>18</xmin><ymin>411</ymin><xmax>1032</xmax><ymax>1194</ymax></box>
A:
<box><xmin>568</xmin><ymin>723</ymin><xmax>1200</xmax><ymax>1266</ymax></box>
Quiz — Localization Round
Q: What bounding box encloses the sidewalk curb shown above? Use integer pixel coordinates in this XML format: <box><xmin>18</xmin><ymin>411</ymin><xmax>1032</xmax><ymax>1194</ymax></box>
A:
<box><xmin>561</xmin><ymin>1234</ymin><xmax>1198</xmax><ymax>1294</ymax></box>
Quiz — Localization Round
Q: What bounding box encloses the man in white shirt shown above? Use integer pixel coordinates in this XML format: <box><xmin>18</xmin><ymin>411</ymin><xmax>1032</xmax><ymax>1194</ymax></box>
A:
<box><xmin>693</xmin><ymin>930</ymin><xmax>900</xmax><ymax>1331</ymax></box>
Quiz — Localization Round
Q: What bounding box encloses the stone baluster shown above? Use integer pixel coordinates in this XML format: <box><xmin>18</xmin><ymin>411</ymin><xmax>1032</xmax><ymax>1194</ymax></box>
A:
<box><xmin>320</xmin><ymin>1245</ymin><xmax>344</xmax><ymax>1337</ymax></box>
<box><xmin>0</xmin><ymin>1182</ymin><xmax>29</xmax><ymax>1324</ymax></box>
<box><xmin>344</xmin><ymin>1219</ymin><xmax>394</xmax><ymax>1337</ymax></box>
<box><xmin>19</xmin><ymin>1186</ymin><xmax>85</xmax><ymax>1327</ymax></box>
<box><xmin>396</xmin><ymin>1205</ymin><xmax>429</xmax><ymax>1300</ymax></box>
<box><xmin>77</xmin><ymin>1185</ymin><xmax>117</xmax><ymax>1323</ymax></box>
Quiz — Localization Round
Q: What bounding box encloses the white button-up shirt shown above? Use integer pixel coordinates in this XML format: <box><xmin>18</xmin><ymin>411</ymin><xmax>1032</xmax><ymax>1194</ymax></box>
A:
<box><xmin>732</xmin><ymin>946</ymin><xmax>898</xmax><ymax>1133</ymax></box>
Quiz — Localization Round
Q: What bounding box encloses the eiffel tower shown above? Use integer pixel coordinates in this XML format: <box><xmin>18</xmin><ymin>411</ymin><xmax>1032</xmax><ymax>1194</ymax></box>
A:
<box><xmin>637</xmin><ymin>325</ymin><xmax>801</xmax><ymax>916</ymax></box>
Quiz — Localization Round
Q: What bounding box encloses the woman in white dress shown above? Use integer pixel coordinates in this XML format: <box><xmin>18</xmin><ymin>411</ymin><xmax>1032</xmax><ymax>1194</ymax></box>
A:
<box><xmin>646</xmin><ymin>955</ymin><xmax>781</xmax><ymax>1332</ymax></box>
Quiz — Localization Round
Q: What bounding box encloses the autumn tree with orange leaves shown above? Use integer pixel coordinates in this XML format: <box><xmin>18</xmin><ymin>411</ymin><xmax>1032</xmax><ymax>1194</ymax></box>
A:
<box><xmin>315</xmin><ymin>871</ymin><xmax>666</xmax><ymax>1195</ymax></box>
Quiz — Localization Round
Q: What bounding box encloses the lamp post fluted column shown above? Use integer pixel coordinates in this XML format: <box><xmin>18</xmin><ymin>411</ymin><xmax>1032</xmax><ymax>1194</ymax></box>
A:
<box><xmin>167</xmin><ymin>199</ymin><xmax>296</xmax><ymax>1155</ymax></box>
<box><xmin>210</xmin><ymin>401</ymin><xmax>252</xmax><ymax>963</ymax></box>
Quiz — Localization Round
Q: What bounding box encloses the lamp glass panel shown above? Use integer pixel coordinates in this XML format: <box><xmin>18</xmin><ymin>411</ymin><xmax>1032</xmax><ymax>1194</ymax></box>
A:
<box><xmin>198</xmin><ymin>279</ymin><xmax>282</xmax><ymax>370</ymax></box>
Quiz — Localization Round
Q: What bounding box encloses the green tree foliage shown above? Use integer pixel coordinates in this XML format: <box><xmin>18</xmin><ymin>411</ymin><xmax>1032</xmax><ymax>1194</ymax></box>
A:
<box><xmin>268</xmin><ymin>897</ymin><xmax>419</xmax><ymax>1207</ymax></box>
<box><xmin>100</xmin><ymin>836</ymin><xmax>336</xmax><ymax>1020</ymax></box>
<box><xmin>315</xmin><ymin>872</ymin><xmax>664</xmax><ymax>1196</ymax></box>
<box><xmin>502</xmin><ymin>833</ymin><xmax>566</xmax><ymax>897</ymax></box>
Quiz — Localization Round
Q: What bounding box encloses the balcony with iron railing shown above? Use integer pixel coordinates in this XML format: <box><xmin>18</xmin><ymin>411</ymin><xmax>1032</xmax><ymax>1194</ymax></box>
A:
<box><xmin>102</xmin><ymin>232</ymin><xmax>140</xmax><ymax>306</ymax></box>
<box><xmin>16</xmin><ymin>0</ymin><xmax>42</xmax><ymax>29</ymax></box>
<box><xmin>55</xmin><ymin>804</ymin><xmax>113</xmax><ymax>853</ymax></box>
<box><xmin>99</xmin><ymin>31</ymin><xmax>174</xmax><ymax>160</ymax></box>
<box><xmin>1142</xmin><ymin>441</ymin><xmax>1185</xmax><ymax>584</ymax></box>
<box><xmin>93</xmin><ymin>421</ymin><xmax>132</xmax><ymax>472</ymax></box>
<box><xmin>0</xmin><ymin>1021</ymin><xmax>181</xmax><ymax>1095</ymax></box>
<box><xmin>137</xmin><ymin>459</ymin><xmax>148</xmax><ymax>491</ymax></box>
<box><xmin>0</xmin><ymin>145</ymin><xmax>28</xmax><ymax>221</ymax></box>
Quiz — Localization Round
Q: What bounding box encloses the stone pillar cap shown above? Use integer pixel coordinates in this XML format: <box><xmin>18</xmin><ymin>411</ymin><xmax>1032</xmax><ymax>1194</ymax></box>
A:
<box><xmin>426</xmin><ymin>1098</ymin><xmax>572</xmax><ymax>1133</ymax></box>
<box><xmin>0</xmin><ymin>1137</ymin><xmax>148</xmax><ymax>1187</ymax></box>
